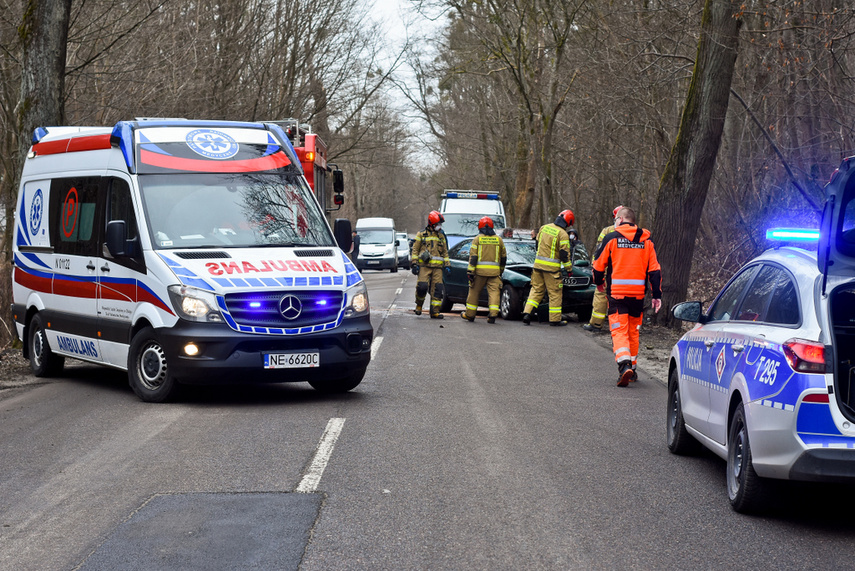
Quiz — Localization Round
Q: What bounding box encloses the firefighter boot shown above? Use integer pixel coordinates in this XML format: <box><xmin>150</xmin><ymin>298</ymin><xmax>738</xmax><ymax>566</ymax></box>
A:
<box><xmin>413</xmin><ymin>307</ymin><xmax>422</xmax><ymax>315</ymax></box>
<box><xmin>617</xmin><ymin>361</ymin><xmax>633</xmax><ymax>387</ymax></box>
<box><xmin>522</xmin><ymin>313</ymin><xmax>531</xmax><ymax>325</ymax></box>
<box><xmin>461</xmin><ymin>312</ymin><xmax>475</xmax><ymax>322</ymax></box>
<box><xmin>487</xmin><ymin>316</ymin><xmax>496</xmax><ymax>324</ymax></box>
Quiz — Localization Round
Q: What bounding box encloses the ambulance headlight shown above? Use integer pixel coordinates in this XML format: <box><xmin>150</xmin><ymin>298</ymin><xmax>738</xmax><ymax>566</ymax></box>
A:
<box><xmin>168</xmin><ymin>285</ymin><xmax>223</xmax><ymax>323</ymax></box>
<box><xmin>344</xmin><ymin>281</ymin><xmax>369</xmax><ymax>318</ymax></box>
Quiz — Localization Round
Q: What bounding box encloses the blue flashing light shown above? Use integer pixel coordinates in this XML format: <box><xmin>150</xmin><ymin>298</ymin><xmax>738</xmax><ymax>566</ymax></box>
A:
<box><xmin>111</xmin><ymin>121</ymin><xmax>136</xmax><ymax>173</ymax></box>
<box><xmin>443</xmin><ymin>191</ymin><xmax>500</xmax><ymax>200</ymax></box>
<box><xmin>249</xmin><ymin>301</ymin><xmax>262</xmax><ymax>308</ymax></box>
<box><xmin>766</xmin><ymin>228</ymin><xmax>820</xmax><ymax>241</ymax></box>
<box><xmin>316</xmin><ymin>299</ymin><xmax>328</xmax><ymax>306</ymax></box>
<box><xmin>32</xmin><ymin>127</ymin><xmax>48</xmax><ymax>144</ymax></box>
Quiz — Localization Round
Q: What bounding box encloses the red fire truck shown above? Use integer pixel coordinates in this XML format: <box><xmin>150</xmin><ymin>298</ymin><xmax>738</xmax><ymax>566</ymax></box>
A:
<box><xmin>276</xmin><ymin>120</ymin><xmax>344</xmax><ymax>219</ymax></box>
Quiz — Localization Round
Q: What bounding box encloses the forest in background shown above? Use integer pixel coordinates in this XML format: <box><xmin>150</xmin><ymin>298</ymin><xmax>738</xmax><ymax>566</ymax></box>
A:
<box><xmin>1</xmin><ymin>0</ymin><xmax>854</xmax><ymax>345</ymax></box>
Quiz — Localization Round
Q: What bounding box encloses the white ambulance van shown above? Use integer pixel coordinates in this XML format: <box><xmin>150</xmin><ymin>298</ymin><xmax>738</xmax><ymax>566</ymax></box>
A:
<box><xmin>12</xmin><ymin>119</ymin><xmax>373</xmax><ymax>402</ymax></box>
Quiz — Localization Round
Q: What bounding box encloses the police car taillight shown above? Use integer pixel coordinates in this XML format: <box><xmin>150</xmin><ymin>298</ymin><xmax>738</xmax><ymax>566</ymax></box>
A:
<box><xmin>783</xmin><ymin>339</ymin><xmax>826</xmax><ymax>373</ymax></box>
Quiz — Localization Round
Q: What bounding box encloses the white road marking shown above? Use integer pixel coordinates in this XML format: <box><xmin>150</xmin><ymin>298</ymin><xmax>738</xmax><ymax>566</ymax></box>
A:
<box><xmin>296</xmin><ymin>418</ymin><xmax>346</xmax><ymax>493</ymax></box>
<box><xmin>395</xmin><ymin>288</ymin><xmax>403</xmax><ymax>295</ymax></box>
<box><xmin>371</xmin><ymin>336</ymin><xmax>384</xmax><ymax>360</ymax></box>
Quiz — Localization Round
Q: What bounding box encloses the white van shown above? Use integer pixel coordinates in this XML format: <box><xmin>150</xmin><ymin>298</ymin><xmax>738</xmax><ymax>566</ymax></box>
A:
<box><xmin>354</xmin><ymin>217</ymin><xmax>398</xmax><ymax>272</ymax></box>
<box><xmin>12</xmin><ymin>119</ymin><xmax>373</xmax><ymax>402</ymax></box>
<box><xmin>439</xmin><ymin>190</ymin><xmax>506</xmax><ymax>249</ymax></box>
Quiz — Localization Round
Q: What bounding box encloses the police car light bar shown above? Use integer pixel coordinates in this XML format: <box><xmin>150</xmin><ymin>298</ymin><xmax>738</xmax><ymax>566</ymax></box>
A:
<box><xmin>765</xmin><ymin>228</ymin><xmax>820</xmax><ymax>241</ymax></box>
<box><xmin>442</xmin><ymin>191</ymin><xmax>500</xmax><ymax>200</ymax></box>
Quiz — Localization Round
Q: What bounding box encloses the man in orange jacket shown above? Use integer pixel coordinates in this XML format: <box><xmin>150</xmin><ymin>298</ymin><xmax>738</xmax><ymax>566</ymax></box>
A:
<box><xmin>592</xmin><ymin>206</ymin><xmax>662</xmax><ymax>387</ymax></box>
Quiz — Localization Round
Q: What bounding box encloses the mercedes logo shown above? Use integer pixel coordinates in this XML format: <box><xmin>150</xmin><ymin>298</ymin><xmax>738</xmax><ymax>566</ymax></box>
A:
<box><xmin>278</xmin><ymin>295</ymin><xmax>302</xmax><ymax>320</ymax></box>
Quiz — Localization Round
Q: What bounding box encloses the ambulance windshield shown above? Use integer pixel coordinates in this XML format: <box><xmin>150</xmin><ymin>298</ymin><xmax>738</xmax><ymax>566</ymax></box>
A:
<box><xmin>138</xmin><ymin>172</ymin><xmax>334</xmax><ymax>249</ymax></box>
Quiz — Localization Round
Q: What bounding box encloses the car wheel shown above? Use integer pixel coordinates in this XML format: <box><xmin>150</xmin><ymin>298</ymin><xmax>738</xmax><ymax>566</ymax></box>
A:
<box><xmin>128</xmin><ymin>327</ymin><xmax>179</xmax><ymax>403</ymax></box>
<box><xmin>28</xmin><ymin>313</ymin><xmax>65</xmax><ymax>377</ymax></box>
<box><xmin>666</xmin><ymin>368</ymin><xmax>699</xmax><ymax>455</ymax></box>
<box><xmin>727</xmin><ymin>402</ymin><xmax>767</xmax><ymax>513</ymax></box>
<box><xmin>499</xmin><ymin>284</ymin><xmax>522</xmax><ymax>320</ymax></box>
<box><xmin>309</xmin><ymin>368</ymin><xmax>365</xmax><ymax>393</ymax></box>
<box><xmin>438</xmin><ymin>295</ymin><xmax>454</xmax><ymax>313</ymax></box>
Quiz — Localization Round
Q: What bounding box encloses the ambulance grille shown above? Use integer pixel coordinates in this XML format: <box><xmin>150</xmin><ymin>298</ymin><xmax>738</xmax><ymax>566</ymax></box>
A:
<box><xmin>295</xmin><ymin>249</ymin><xmax>334</xmax><ymax>257</ymax></box>
<box><xmin>224</xmin><ymin>290</ymin><xmax>343</xmax><ymax>328</ymax></box>
<box><xmin>174</xmin><ymin>251</ymin><xmax>231</xmax><ymax>259</ymax></box>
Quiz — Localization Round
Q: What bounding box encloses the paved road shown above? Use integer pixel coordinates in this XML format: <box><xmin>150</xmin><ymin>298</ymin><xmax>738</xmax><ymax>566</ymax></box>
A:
<box><xmin>1</xmin><ymin>270</ymin><xmax>854</xmax><ymax>570</ymax></box>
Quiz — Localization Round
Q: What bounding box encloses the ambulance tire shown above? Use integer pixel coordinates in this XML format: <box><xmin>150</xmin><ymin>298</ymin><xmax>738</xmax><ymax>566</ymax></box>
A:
<box><xmin>28</xmin><ymin>314</ymin><xmax>65</xmax><ymax>377</ymax></box>
<box><xmin>499</xmin><ymin>284</ymin><xmax>521</xmax><ymax>320</ymax></box>
<box><xmin>308</xmin><ymin>368</ymin><xmax>365</xmax><ymax>393</ymax></box>
<box><xmin>727</xmin><ymin>402</ymin><xmax>768</xmax><ymax>513</ymax></box>
<box><xmin>666</xmin><ymin>368</ymin><xmax>699</xmax><ymax>455</ymax></box>
<box><xmin>128</xmin><ymin>327</ymin><xmax>179</xmax><ymax>403</ymax></box>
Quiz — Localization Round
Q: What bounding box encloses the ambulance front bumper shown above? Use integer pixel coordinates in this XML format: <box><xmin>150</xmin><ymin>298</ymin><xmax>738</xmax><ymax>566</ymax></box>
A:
<box><xmin>156</xmin><ymin>316</ymin><xmax>373</xmax><ymax>384</ymax></box>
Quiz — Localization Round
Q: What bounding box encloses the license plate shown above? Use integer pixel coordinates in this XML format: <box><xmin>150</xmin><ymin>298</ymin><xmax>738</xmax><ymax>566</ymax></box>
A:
<box><xmin>563</xmin><ymin>276</ymin><xmax>590</xmax><ymax>286</ymax></box>
<box><xmin>367</xmin><ymin>260</ymin><xmax>380</xmax><ymax>265</ymax></box>
<box><xmin>264</xmin><ymin>352</ymin><xmax>320</xmax><ymax>369</ymax></box>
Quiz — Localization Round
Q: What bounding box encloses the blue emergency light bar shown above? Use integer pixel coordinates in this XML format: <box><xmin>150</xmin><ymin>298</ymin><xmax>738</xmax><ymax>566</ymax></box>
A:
<box><xmin>442</xmin><ymin>191</ymin><xmax>500</xmax><ymax>200</ymax></box>
<box><xmin>765</xmin><ymin>228</ymin><xmax>820</xmax><ymax>241</ymax></box>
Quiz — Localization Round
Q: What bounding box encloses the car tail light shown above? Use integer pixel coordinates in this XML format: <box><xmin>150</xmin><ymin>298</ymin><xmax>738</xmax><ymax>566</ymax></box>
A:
<box><xmin>783</xmin><ymin>339</ymin><xmax>826</xmax><ymax>373</ymax></box>
<box><xmin>802</xmin><ymin>393</ymin><xmax>830</xmax><ymax>403</ymax></box>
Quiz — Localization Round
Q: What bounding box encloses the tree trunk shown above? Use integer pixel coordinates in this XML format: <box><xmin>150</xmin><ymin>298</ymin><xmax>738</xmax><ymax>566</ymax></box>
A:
<box><xmin>12</xmin><ymin>0</ymin><xmax>72</xmax><ymax>263</ymax></box>
<box><xmin>652</xmin><ymin>0</ymin><xmax>741</xmax><ymax>325</ymax></box>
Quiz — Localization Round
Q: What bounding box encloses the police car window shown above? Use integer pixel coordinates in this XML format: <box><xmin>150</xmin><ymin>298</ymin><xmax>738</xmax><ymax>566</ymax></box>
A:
<box><xmin>736</xmin><ymin>265</ymin><xmax>781</xmax><ymax>322</ymax></box>
<box><xmin>764</xmin><ymin>268</ymin><xmax>799</xmax><ymax>325</ymax></box>
<box><xmin>708</xmin><ymin>265</ymin><xmax>758</xmax><ymax>322</ymax></box>
<box><xmin>51</xmin><ymin>177</ymin><xmax>99</xmax><ymax>256</ymax></box>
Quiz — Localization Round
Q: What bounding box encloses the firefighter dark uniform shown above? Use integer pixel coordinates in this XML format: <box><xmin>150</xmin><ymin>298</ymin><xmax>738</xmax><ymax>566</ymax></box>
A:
<box><xmin>522</xmin><ymin>210</ymin><xmax>575</xmax><ymax>326</ymax></box>
<box><xmin>461</xmin><ymin>217</ymin><xmax>507</xmax><ymax>323</ymax></box>
<box><xmin>411</xmin><ymin>211</ymin><xmax>450</xmax><ymax>318</ymax></box>
<box><xmin>592</xmin><ymin>209</ymin><xmax>662</xmax><ymax>387</ymax></box>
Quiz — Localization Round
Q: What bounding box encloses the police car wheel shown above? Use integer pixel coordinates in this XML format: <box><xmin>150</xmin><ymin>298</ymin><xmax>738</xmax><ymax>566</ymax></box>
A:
<box><xmin>129</xmin><ymin>328</ymin><xmax>178</xmax><ymax>403</ymax></box>
<box><xmin>308</xmin><ymin>369</ymin><xmax>365</xmax><ymax>394</ymax></box>
<box><xmin>28</xmin><ymin>314</ymin><xmax>65</xmax><ymax>377</ymax></box>
<box><xmin>726</xmin><ymin>403</ymin><xmax>767</xmax><ymax>513</ymax></box>
<box><xmin>666</xmin><ymin>369</ymin><xmax>698</xmax><ymax>455</ymax></box>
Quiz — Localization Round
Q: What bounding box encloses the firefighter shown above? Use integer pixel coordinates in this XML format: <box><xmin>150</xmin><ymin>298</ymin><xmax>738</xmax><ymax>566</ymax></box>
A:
<box><xmin>522</xmin><ymin>209</ymin><xmax>575</xmax><ymax>326</ymax></box>
<box><xmin>411</xmin><ymin>210</ymin><xmax>451</xmax><ymax>318</ymax></box>
<box><xmin>592</xmin><ymin>206</ymin><xmax>662</xmax><ymax>387</ymax></box>
<box><xmin>582</xmin><ymin>205</ymin><xmax>623</xmax><ymax>333</ymax></box>
<box><xmin>461</xmin><ymin>217</ymin><xmax>507</xmax><ymax>324</ymax></box>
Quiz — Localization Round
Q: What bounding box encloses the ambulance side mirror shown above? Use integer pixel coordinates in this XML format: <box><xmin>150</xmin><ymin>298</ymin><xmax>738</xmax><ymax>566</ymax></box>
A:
<box><xmin>106</xmin><ymin>220</ymin><xmax>138</xmax><ymax>258</ymax></box>
<box><xmin>333</xmin><ymin>169</ymin><xmax>344</xmax><ymax>194</ymax></box>
<box><xmin>334</xmin><ymin>218</ymin><xmax>352</xmax><ymax>252</ymax></box>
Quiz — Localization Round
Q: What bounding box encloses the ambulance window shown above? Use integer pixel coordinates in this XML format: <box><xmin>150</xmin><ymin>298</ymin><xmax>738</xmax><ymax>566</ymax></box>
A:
<box><xmin>51</xmin><ymin>177</ymin><xmax>99</xmax><ymax>256</ymax></box>
<box><xmin>708</xmin><ymin>265</ymin><xmax>758</xmax><ymax>322</ymax></box>
<box><xmin>107</xmin><ymin>178</ymin><xmax>138</xmax><ymax>240</ymax></box>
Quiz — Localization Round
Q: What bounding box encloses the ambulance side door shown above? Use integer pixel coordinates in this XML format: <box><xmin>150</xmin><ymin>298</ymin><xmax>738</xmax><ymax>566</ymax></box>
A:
<box><xmin>97</xmin><ymin>177</ymin><xmax>146</xmax><ymax>368</ymax></box>
<box><xmin>47</xmin><ymin>176</ymin><xmax>103</xmax><ymax>361</ymax></box>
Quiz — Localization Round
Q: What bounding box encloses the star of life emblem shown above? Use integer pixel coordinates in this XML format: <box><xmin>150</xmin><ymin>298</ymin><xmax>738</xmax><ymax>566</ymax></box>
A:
<box><xmin>186</xmin><ymin>129</ymin><xmax>239</xmax><ymax>159</ymax></box>
<box><xmin>30</xmin><ymin>188</ymin><xmax>43</xmax><ymax>236</ymax></box>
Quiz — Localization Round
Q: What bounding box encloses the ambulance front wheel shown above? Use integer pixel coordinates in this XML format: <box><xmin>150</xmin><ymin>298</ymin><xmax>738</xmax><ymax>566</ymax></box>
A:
<box><xmin>28</xmin><ymin>313</ymin><xmax>65</xmax><ymax>377</ymax></box>
<box><xmin>129</xmin><ymin>327</ymin><xmax>179</xmax><ymax>403</ymax></box>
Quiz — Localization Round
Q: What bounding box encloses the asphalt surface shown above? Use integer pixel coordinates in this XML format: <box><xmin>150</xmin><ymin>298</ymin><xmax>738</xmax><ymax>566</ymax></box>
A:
<box><xmin>2</xmin><ymin>270</ymin><xmax>855</xmax><ymax>570</ymax></box>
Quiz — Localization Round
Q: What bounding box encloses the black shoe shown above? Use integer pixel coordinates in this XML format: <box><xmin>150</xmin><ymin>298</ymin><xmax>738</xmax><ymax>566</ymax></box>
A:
<box><xmin>582</xmin><ymin>323</ymin><xmax>600</xmax><ymax>332</ymax></box>
<box><xmin>460</xmin><ymin>313</ymin><xmax>475</xmax><ymax>322</ymax></box>
<box><xmin>413</xmin><ymin>308</ymin><xmax>422</xmax><ymax>315</ymax></box>
<box><xmin>630</xmin><ymin>368</ymin><xmax>638</xmax><ymax>382</ymax></box>
<box><xmin>487</xmin><ymin>316</ymin><xmax>496</xmax><ymax>324</ymax></box>
<box><xmin>430</xmin><ymin>313</ymin><xmax>444</xmax><ymax>319</ymax></box>
<box><xmin>617</xmin><ymin>362</ymin><xmax>633</xmax><ymax>387</ymax></box>
<box><xmin>522</xmin><ymin>313</ymin><xmax>531</xmax><ymax>325</ymax></box>
<box><xmin>550</xmin><ymin>320</ymin><xmax>568</xmax><ymax>327</ymax></box>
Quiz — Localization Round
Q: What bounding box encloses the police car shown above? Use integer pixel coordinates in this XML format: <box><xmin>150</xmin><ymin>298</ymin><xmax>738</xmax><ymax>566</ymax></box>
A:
<box><xmin>667</xmin><ymin>157</ymin><xmax>855</xmax><ymax>512</ymax></box>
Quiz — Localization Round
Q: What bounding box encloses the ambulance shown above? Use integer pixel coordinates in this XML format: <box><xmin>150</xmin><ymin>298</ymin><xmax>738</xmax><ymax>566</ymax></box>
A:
<box><xmin>12</xmin><ymin>119</ymin><xmax>373</xmax><ymax>402</ymax></box>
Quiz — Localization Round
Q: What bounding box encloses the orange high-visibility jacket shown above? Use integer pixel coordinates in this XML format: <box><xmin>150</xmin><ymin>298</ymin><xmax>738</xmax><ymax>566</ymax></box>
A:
<box><xmin>592</xmin><ymin>223</ymin><xmax>662</xmax><ymax>299</ymax></box>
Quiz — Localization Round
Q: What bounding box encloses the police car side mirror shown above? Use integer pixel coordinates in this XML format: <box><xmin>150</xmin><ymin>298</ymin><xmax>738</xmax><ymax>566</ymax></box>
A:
<box><xmin>672</xmin><ymin>301</ymin><xmax>704</xmax><ymax>323</ymax></box>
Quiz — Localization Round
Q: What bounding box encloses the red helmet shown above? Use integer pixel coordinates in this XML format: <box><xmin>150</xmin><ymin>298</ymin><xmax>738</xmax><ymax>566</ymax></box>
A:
<box><xmin>478</xmin><ymin>216</ymin><xmax>494</xmax><ymax>230</ymax></box>
<box><xmin>559</xmin><ymin>209</ymin><xmax>575</xmax><ymax>226</ymax></box>
<box><xmin>613</xmin><ymin>205</ymin><xmax>624</xmax><ymax>218</ymax></box>
<box><xmin>428</xmin><ymin>210</ymin><xmax>444</xmax><ymax>226</ymax></box>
